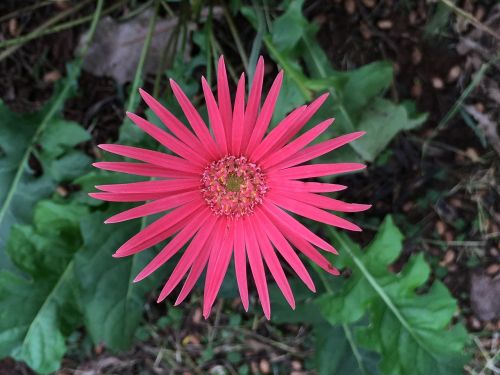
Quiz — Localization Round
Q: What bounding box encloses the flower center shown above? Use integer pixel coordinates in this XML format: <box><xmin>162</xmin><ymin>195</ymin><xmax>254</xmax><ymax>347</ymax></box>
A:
<box><xmin>201</xmin><ymin>155</ymin><xmax>268</xmax><ymax>218</ymax></box>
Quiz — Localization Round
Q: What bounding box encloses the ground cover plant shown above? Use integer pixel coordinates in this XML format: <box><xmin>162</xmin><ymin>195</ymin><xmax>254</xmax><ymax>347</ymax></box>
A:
<box><xmin>0</xmin><ymin>0</ymin><xmax>499</xmax><ymax>374</ymax></box>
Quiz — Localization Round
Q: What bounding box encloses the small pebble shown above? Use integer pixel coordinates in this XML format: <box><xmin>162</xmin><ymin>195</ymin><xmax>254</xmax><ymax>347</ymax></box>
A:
<box><xmin>56</xmin><ymin>186</ymin><xmax>68</xmax><ymax>197</ymax></box>
<box><xmin>440</xmin><ymin>250</ymin><xmax>455</xmax><ymax>266</ymax></box>
<box><xmin>436</xmin><ymin>221</ymin><xmax>446</xmax><ymax>236</ymax></box>
<box><xmin>447</xmin><ymin>65</ymin><xmax>461</xmax><ymax>82</ymax></box>
<box><xmin>377</xmin><ymin>20</ymin><xmax>393</xmax><ymax>29</ymax></box>
<box><xmin>431</xmin><ymin>77</ymin><xmax>444</xmax><ymax>89</ymax></box>
<box><xmin>474</xmin><ymin>102</ymin><xmax>485</xmax><ymax>112</ymax></box>
<box><xmin>465</xmin><ymin>147</ymin><xmax>480</xmax><ymax>162</ymax></box>
<box><xmin>486</xmin><ymin>264</ymin><xmax>500</xmax><ymax>275</ymax></box>
<box><xmin>362</xmin><ymin>0</ymin><xmax>376</xmax><ymax>7</ymax></box>
<box><xmin>409</xmin><ymin>11</ymin><xmax>418</xmax><ymax>25</ymax></box>
<box><xmin>43</xmin><ymin>70</ymin><xmax>61</xmax><ymax>83</ymax></box>
<box><xmin>291</xmin><ymin>360</ymin><xmax>302</xmax><ymax>370</ymax></box>
<box><xmin>345</xmin><ymin>0</ymin><xmax>356</xmax><ymax>14</ymax></box>
<box><xmin>411</xmin><ymin>80</ymin><xmax>422</xmax><ymax>98</ymax></box>
<box><xmin>360</xmin><ymin>22</ymin><xmax>372</xmax><ymax>40</ymax></box>
<box><xmin>411</xmin><ymin>48</ymin><xmax>422</xmax><ymax>65</ymax></box>
<box><xmin>192</xmin><ymin>307</ymin><xmax>202</xmax><ymax>324</ymax></box>
<box><xmin>469</xmin><ymin>316</ymin><xmax>482</xmax><ymax>330</ymax></box>
<box><xmin>8</xmin><ymin>18</ymin><xmax>18</xmax><ymax>37</ymax></box>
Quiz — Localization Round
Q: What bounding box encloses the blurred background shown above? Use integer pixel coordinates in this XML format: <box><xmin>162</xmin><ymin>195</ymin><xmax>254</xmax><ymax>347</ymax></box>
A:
<box><xmin>0</xmin><ymin>0</ymin><xmax>499</xmax><ymax>374</ymax></box>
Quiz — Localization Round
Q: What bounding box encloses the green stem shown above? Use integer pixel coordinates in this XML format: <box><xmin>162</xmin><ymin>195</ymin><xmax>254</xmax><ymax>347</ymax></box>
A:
<box><xmin>263</xmin><ymin>36</ymin><xmax>311</xmax><ymax>100</ymax></box>
<box><xmin>126</xmin><ymin>0</ymin><xmax>160</xmax><ymax>112</ymax></box>
<box><xmin>223</xmin><ymin>3</ymin><xmax>249</xmax><ymax>72</ymax></box>
<box><xmin>330</xmin><ymin>229</ymin><xmax>436</xmax><ymax>359</ymax></box>
<box><xmin>124</xmin><ymin>0</ymin><xmax>160</xmax><ymax>294</ymax></box>
<box><xmin>0</xmin><ymin>0</ymin><xmax>104</xmax><ymax>232</ymax></box>
<box><xmin>313</xmin><ymin>263</ymin><xmax>368</xmax><ymax>375</ymax></box>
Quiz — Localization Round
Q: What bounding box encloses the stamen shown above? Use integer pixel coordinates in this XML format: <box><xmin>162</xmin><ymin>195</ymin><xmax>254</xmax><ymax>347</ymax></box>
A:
<box><xmin>201</xmin><ymin>156</ymin><xmax>268</xmax><ymax>218</ymax></box>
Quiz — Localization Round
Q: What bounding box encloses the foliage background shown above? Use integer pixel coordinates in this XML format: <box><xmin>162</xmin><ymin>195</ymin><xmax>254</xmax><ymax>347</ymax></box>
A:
<box><xmin>0</xmin><ymin>0</ymin><xmax>499</xmax><ymax>374</ymax></box>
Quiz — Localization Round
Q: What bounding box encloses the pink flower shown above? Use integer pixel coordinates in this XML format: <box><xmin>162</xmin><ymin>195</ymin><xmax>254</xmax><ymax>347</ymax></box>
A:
<box><xmin>90</xmin><ymin>56</ymin><xmax>370</xmax><ymax>319</ymax></box>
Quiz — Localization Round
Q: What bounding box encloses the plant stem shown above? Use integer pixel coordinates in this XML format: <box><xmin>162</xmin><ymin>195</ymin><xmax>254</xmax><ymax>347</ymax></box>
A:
<box><xmin>223</xmin><ymin>3</ymin><xmax>249</xmax><ymax>72</ymax></box>
<box><xmin>126</xmin><ymin>0</ymin><xmax>160</xmax><ymax>112</ymax></box>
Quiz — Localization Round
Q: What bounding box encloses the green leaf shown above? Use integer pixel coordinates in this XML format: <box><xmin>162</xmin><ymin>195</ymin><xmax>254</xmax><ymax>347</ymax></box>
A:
<box><xmin>39</xmin><ymin>119</ymin><xmax>90</xmax><ymax>158</ymax></box>
<box><xmin>318</xmin><ymin>217</ymin><xmax>469</xmax><ymax>375</ymax></box>
<box><xmin>271</xmin><ymin>0</ymin><xmax>308</xmax><ymax>52</ymax></box>
<box><xmin>268</xmin><ymin>280</ymin><xmax>379</xmax><ymax>374</ymax></box>
<box><xmin>0</xmin><ymin>82</ymin><xmax>90</xmax><ymax>268</ymax></box>
<box><xmin>0</xmin><ymin>201</ymin><xmax>86</xmax><ymax>374</ymax></box>
<box><xmin>314</xmin><ymin>323</ymin><xmax>380</xmax><ymax>375</ymax></box>
<box><xmin>74</xmin><ymin>208</ymin><xmax>158</xmax><ymax>351</ymax></box>
<box><xmin>351</xmin><ymin>98</ymin><xmax>427</xmax><ymax>161</ymax></box>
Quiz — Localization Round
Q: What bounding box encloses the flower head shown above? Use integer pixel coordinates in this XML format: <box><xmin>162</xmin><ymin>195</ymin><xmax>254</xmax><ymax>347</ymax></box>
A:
<box><xmin>90</xmin><ymin>56</ymin><xmax>370</xmax><ymax>319</ymax></box>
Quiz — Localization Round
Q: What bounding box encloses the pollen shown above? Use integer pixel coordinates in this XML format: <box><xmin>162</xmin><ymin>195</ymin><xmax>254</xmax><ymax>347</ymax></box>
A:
<box><xmin>201</xmin><ymin>156</ymin><xmax>268</xmax><ymax>218</ymax></box>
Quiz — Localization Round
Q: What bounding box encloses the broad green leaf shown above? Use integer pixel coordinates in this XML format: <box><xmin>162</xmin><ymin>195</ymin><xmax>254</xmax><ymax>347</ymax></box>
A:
<box><xmin>0</xmin><ymin>103</ymin><xmax>54</xmax><ymax>268</ymax></box>
<box><xmin>0</xmin><ymin>77</ymin><xmax>90</xmax><ymax>268</ymax></box>
<box><xmin>268</xmin><ymin>280</ymin><xmax>379</xmax><ymax>374</ymax></box>
<box><xmin>314</xmin><ymin>323</ymin><xmax>380</xmax><ymax>375</ymax></box>
<box><xmin>271</xmin><ymin>0</ymin><xmax>308</xmax><ymax>52</ymax></box>
<box><xmin>0</xmin><ymin>201</ymin><xmax>86</xmax><ymax>374</ymax></box>
<box><xmin>74</xmin><ymin>206</ymin><xmax>158</xmax><ymax>351</ymax></box>
<box><xmin>318</xmin><ymin>217</ymin><xmax>469</xmax><ymax>375</ymax></box>
<box><xmin>39</xmin><ymin>119</ymin><xmax>90</xmax><ymax>158</ymax></box>
<box><xmin>351</xmin><ymin>98</ymin><xmax>427</xmax><ymax>161</ymax></box>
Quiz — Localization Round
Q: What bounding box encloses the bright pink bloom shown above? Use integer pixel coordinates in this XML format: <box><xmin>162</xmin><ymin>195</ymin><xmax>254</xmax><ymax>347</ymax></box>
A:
<box><xmin>90</xmin><ymin>56</ymin><xmax>370</xmax><ymax>319</ymax></box>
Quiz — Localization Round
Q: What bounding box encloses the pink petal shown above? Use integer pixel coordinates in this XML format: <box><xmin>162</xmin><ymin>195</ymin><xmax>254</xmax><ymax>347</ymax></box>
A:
<box><xmin>202</xmin><ymin>77</ymin><xmax>228</xmax><ymax>154</ymax></box>
<box><xmin>267</xmin><ymin>180</ymin><xmax>347</xmax><ymax>193</ymax></box>
<box><xmin>98</xmin><ymin>144</ymin><xmax>200</xmax><ymax>174</ymax></box>
<box><xmin>283</xmin><ymin>229</ymin><xmax>340</xmax><ymax>276</ymax></box>
<box><xmin>271</xmin><ymin>163</ymin><xmax>366</xmax><ymax>180</ymax></box>
<box><xmin>231</xmin><ymin>74</ymin><xmax>246</xmax><ymax>155</ymax></box>
<box><xmin>113</xmin><ymin>200</ymin><xmax>203</xmax><ymax>257</ymax></box>
<box><xmin>277</xmin><ymin>131</ymin><xmax>366</xmax><ymax>169</ymax></box>
<box><xmin>262</xmin><ymin>201</ymin><xmax>336</xmax><ymax>253</ymax></box>
<box><xmin>203</xmin><ymin>221</ymin><xmax>235</xmax><ymax>318</ymax></box>
<box><xmin>246</xmin><ymin>216</ymin><xmax>271</xmax><ymax>319</ymax></box>
<box><xmin>134</xmin><ymin>209</ymin><xmax>212</xmax><ymax>282</ymax></box>
<box><xmin>267</xmin><ymin>191</ymin><xmax>362</xmax><ymax>232</ymax></box>
<box><xmin>261</xmin><ymin>119</ymin><xmax>332</xmax><ymax>169</ymax></box>
<box><xmin>156</xmin><ymin>217</ymin><xmax>217</xmax><ymax>301</ymax></box>
<box><xmin>175</xmin><ymin>218</ymin><xmax>223</xmax><ymax>306</ymax></box>
<box><xmin>169</xmin><ymin>79</ymin><xmax>219</xmax><ymax>158</ymax></box>
<box><xmin>233</xmin><ymin>218</ymin><xmax>249</xmax><ymax>310</ymax></box>
<box><xmin>139</xmin><ymin>89</ymin><xmax>207</xmax><ymax>158</ymax></box>
<box><xmin>126</xmin><ymin>112</ymin><xmax>206</xmax><ymax>166</ymax></box>
<box><xmin>283</xmin><ymin>192</ymin><xmax>372</xmax><ymax>213</ymax></box>
<box><xmin>104</xmin><ymin>190</ymin><xmax>200</xmax><ymax>224</ymax></box>
<box><xmin>250</xmin><ymin>105</ymin><xmax>307</xmax><ymax>162</ymax></box>
<box><xmin>92</xmin><ymin>162</ymin><xmax>190</xmax><ymax>178</ymax></box>
<box><xmin>217</xmin><ymin>56</ymin><xmax>233</xmax><ymax>139</ymax></box>
<box><xmin>96</xmin><ymin>179</ymin><xmax>199</xmax><ymax>194</ymax></box>
<box><xmin>242</xmin><ymin>56</ymin><xmax>264</xmax><ymax>147</ymax></box>
<box><xmin>270</xmin><ymin>93</ymin><xmax>329</xmax><ymax>153</ymax></box>
<box><xmin>245</xmin><ymin>70</ymin><xmax>284</xmax><ymax>155</ymax></box>
<box><xmin>255</xmin><ymin>208</ymin><xmax>315</xmax><ymax>292</ymax></box>
<box><xmin>88</xmin><ymin>192</ymin><xmax>168</xmax><ymax>202</ymax></box>
<box><xmin>253</xmin><ymin>217</ymin><xmax>295</xmax><ymax>309</ymax></box>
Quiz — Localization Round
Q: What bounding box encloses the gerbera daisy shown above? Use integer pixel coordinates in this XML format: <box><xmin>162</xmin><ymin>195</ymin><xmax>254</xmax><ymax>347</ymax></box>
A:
<box><xmin>90</xmin><ymin>56</ymin><xmax>370</xmax><ymax>319</ymax></box>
